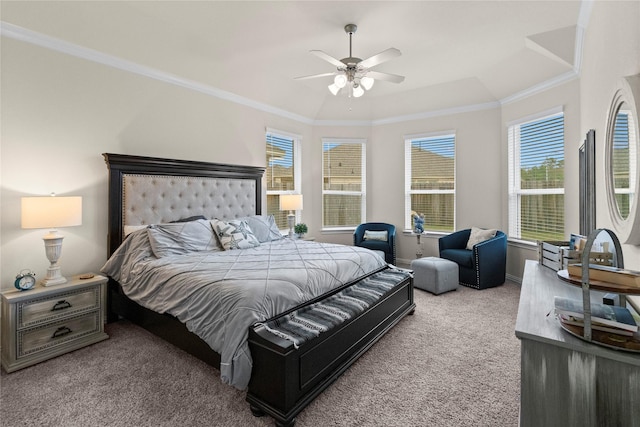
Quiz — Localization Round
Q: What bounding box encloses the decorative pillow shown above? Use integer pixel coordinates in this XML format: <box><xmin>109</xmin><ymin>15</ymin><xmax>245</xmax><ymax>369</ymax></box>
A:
<box><xmin>147</xmin><ymin>219</ymin><xmax>221</xmax><ymax>257</ymax></box>
<box><xmin>363</xmin><ymin>230</ymin><xmax>388</xmax><ymax>241</ymax></box>
<box><xmin>170</xmin><ymin>215</ymin><xmax>207</xmax><ymax>223</ymax></box>
<box><xmin>211</xmin><ymin>219</ymin><xmax>261</xmax><ymax>250</ymax></box>
<box><xmin>466</xmin><ymin>227</ymin><xmax>498</xmax><ymax>250</ymax></box>
<box><xmin>238</xmin><ymin>215</ymin><xmax>283</xmax><ymax>243</ymax></box>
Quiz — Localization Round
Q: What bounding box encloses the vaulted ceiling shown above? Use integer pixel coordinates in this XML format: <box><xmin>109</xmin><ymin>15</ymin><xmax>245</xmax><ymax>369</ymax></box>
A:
<box><xmin>1</xmin><ymin>1</ymin><xmax>586</xmax><ymax>122</ymax></box>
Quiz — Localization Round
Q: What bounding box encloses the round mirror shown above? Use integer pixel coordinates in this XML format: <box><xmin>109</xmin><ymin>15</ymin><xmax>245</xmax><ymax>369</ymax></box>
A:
<box><xmin>605</xmin><ymin>75</ymin><xmax>640</xmax><ymax>244</ymax></box>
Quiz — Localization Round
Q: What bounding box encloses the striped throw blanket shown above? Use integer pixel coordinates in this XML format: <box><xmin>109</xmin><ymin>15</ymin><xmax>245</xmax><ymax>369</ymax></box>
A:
<box><xmin>259</xmin><ymin>268</ymin><xmax>411</xmax><ymax>348</ymax></box>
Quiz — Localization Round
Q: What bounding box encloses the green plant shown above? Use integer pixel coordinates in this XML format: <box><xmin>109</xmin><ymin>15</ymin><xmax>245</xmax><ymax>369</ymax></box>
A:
<box><xmin>294</xmin><ymin>223</ymin><xmax>308</xmax><ymax>235</ymax></box>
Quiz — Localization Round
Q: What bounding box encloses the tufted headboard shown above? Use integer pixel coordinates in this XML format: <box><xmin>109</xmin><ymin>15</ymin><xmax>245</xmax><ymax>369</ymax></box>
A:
<box><xmin>103</xmin><ymin>153</ymin><xmax>265</xmax><ymax>256</ymax></box>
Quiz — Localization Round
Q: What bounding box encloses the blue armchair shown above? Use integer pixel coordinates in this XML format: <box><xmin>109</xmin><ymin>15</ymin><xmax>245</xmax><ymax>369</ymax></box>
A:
<box><xmin>438</xmin><ymin>228</ymin><xmax>507</xmax><ymax>290</ymax></box>
<box><xmin>353</xmin><ymin>222</ymin><xmax>396</xmax><ymax>265</ymax></box>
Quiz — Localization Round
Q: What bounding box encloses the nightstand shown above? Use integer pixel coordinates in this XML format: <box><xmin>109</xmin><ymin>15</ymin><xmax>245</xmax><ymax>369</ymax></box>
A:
<box><xmin>1</xmin><ymin>274</ymin><xmax>109</xmax><ymax>373</ymax></box>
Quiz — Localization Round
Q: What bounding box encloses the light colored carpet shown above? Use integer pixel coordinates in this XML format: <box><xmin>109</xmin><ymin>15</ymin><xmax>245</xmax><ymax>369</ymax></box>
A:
<box><xmin>1</xmin><ymin>282</ymin><xmax>521</xmax><ymax>427</ymax></box>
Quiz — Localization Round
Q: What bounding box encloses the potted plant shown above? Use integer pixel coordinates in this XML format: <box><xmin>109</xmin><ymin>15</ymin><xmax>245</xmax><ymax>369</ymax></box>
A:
<box><xmin>294</xmin><ymin>223</ymin><xmax>308</xmax><ymax>238</ymax></box>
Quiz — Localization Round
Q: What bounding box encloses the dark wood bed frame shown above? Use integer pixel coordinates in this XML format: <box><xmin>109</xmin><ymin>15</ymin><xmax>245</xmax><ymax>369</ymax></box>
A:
<box><xmin>103</xmin><ymin>153</ymin><xmax>415</xmax><ymax>427</ymax></box>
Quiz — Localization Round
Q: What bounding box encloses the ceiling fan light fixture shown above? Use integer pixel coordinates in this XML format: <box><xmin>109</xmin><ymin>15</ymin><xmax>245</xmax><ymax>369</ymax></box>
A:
<box><xmin>334</xmin><ymin>74</ymin><xmax>347</xmax><ymax>88</ymax></box>
<box><xmin>361</xmin><ymin>76</ymin><xmax>374</xmax><ymax>91</ymax></box>
<box><xmin>352</xmin><ymin>84</ymin><xmax>365</xmax><ymax>98</ymax></box>
<box><xmin>328</xmin><ymin>83</ymin><xmax>340</xmax><ymax>96</ymax></box>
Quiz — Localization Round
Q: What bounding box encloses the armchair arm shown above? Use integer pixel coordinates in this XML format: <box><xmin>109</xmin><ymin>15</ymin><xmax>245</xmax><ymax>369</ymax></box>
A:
<box><xmin>472</xmin><ymin>231</ymin><xmax>507</xmax><ymax>285</ymax></box>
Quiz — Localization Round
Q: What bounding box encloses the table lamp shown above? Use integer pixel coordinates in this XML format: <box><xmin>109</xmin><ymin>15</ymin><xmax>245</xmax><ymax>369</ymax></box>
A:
<box><xmin>279</xmin><ymin>194</ymin><xmax>303</xmax><ymax>238</ymax></box>
<box><xmin>21</xmin><ymin>195</ymin><xmax>82</xmax><ymax>286</ymax></box>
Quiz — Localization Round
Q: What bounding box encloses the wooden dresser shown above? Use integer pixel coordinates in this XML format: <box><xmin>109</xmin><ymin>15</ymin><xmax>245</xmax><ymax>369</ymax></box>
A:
<box><xmin>1</xmin><ymin>274</ymin><xmax>108</xmax><ymax>373</ymax></box>
<box><xmin>515</xmin><ymin>260</ymin><xmax>640</xmax><ymax>427</ymax></box>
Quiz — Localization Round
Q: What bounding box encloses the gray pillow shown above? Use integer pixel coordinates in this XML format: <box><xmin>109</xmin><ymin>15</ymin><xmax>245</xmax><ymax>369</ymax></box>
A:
<box><xmin>238</xmin><ymin>215</ymin><xmax>283</xmax><ymax>243</ymax></box>
<box><xmin>147</xmin><ymin>219</ymin><xmax>221</xmax><ymax>257</ymax></box>
<box><xmin>466</xmin><ymin>227</ymin><xmax>498</xmax><ymax>250</ymax></box>
<box><xmin>363</xmin><ymin>230</ymin><xmax>388</xmax><ymax>241</ymax></box>
<box><xmin>211</xmin><ymin>219</ymin><xmax>261</xmax><ymax>250</ymax></box>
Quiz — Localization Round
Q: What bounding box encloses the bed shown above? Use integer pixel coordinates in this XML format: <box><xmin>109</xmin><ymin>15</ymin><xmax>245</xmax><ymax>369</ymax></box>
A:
<box><xmin>101</xmin><ymin>153</ymin><xmax>415</xmax><ymax>427</ymax></box>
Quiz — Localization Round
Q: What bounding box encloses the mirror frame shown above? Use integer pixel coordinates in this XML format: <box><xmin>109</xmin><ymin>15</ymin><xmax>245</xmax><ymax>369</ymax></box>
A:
<box><xmin>605</xmin><ymin>75</ymin><xmax>640</xmax><ymax>244</ymax></box>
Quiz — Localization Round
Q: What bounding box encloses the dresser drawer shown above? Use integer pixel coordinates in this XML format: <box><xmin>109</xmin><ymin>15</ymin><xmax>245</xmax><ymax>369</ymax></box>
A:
<box><xmin>17</xmin><ymin>311</ymin><xmax>101</xmax><ymax>358</ymax></box>
<box><xmin>17</xmin><ymin>286</ymin><xmax>100</xmax><ymax>328</ymax></box>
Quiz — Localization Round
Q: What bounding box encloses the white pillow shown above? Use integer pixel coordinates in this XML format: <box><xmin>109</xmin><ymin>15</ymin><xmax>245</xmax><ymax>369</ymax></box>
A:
<box><xmin>238</xmin><ymin>215</ymin><xmax>283</xmax><ymax>243</ymax></box>
<box><xmin>147</xmin><ymin>219</ymin><xmax>221</xmax><ymax>257</ymax></box>
<box><xmin>211</xmin><ymin>219</ymin><xmax>260</xmax><ymax>250</ymax></box>
<box><xmin>466</xmin><ymin>227</ymin><xmax>498</xmax><ymax>250</ymax></box>
<box><xmin>363</xmin><ymin>230</ymin><xmax>388</xmax><ymax>241</ymax></box>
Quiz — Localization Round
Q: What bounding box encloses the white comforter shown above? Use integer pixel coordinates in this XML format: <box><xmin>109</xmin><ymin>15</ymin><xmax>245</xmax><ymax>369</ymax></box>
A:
<box><xmin>101</xmin><ymin>231</ymin><xmax>386</xmax><ymax>390</ymax></box>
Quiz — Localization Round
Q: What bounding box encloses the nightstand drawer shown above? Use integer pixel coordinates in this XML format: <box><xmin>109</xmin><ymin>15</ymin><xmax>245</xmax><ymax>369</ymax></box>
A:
<box><xmin>17</xmin><ymin>312</ymin><xmax>101</xmax><ymax>358</ymax></box>
<box><xmin>18</xmin><ymin>287</ymin><xmax>100</xmax><ymax>328</ymax></box>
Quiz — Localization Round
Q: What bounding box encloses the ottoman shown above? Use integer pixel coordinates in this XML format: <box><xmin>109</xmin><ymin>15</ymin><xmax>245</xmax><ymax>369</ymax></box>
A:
<box><xmin>410</xmin><ymin>256</ymin><xmax>459</xmax><ymax>295</ymax></box>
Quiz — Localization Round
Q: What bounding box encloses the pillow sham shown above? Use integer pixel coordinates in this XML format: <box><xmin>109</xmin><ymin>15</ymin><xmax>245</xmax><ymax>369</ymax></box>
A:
<box><xmin>466</xmin><ymin>226</ymin><xmax>498</xmax><ymax>250</ymax></box>
<box><xmin>211</xmin><ymin>219</ymin><xmax>261</xmax><ymax>250</ymax></box>
<box><xmin>239</xmin><ymin>215</ymin><xmax>283</xmax><ymax>243</ymax></box>
<box><xmin>363</xmin><ymin>230</ymin><xmax>388</xmax><ymax>241</ymax></box>
<box><xmin>147</xmin><ymin>219</ymin><xmax>221</xmax><ymax>257</ymax></box>
<box><xmin>170</xmin><ymin>215</ymin><xmax>207</xmax><ymax>223</ymax></box>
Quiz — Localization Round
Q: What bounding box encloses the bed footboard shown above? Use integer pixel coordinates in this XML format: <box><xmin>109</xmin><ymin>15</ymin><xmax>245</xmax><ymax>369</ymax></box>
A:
<box><xmin>246</xmin><ymin>272</ymin><xmax>415</xmax><ymax>427</ymax></box>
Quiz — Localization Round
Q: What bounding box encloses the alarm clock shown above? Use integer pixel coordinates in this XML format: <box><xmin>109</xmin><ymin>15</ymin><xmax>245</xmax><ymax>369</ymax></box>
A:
<box><xmin>15</xmin><ymin>269</ymin><xmax>37</xmax><ymax>291</ymax></box>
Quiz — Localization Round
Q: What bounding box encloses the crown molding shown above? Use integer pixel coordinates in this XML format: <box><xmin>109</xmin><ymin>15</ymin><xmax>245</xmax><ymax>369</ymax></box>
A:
<box><xmin>2</xmin><ymin>9</ymin><xmax>590</xmax><ymax>127</ymax></box>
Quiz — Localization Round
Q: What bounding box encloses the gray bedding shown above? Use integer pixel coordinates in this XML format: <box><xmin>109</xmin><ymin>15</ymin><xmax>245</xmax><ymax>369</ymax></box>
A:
<box><xmin>101</xmin><ymin>229</ymin><xmax>386</xmax><ymax>390</ymax></box>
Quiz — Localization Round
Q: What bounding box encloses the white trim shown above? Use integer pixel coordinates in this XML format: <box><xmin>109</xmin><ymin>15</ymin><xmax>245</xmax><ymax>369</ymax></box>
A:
<box><xmin>500</xmin><ymin>71</ymin><xmax>578</xmax><ymax>106</ymax></box>
<box><xmin>266</xmin><ymin>127</ymin><xmax>302</xmax><ymax>141</ymax></box>
<box><xmin>404</xmin><ymin>130</ymin><xmax>457</xmax><ymax>142</ymax></box>
<box><xmin>506</xmin><ymin>106</ymin><xmax>564</xmax><ymax>128</ymax></box>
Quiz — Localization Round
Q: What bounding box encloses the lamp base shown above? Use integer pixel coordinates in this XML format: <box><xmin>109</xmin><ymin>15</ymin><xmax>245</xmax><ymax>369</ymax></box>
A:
<box><xmin>287</xmin><ymin>212</ymin><xmax>295</xmax><ymax>239</ymax></box>
<box><xmin>41</xmin><ymin>231</ymin><xmax>68</xmax><ymax>286</ymax></box>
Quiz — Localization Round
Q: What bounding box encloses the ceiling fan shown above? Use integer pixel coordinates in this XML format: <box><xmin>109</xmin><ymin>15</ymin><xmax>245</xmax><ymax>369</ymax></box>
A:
<box><xmin>295</xmin><ymin>24</ymin><xmax>405</xmax><ymax>98</ymax></box>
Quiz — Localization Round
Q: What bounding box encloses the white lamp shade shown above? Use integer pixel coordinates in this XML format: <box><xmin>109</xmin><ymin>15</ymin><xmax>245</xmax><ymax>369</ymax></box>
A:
<box><xmin>334</xmin><ymin>74</ymin><xmax>347</xmax><ymax>88</ymax></box>
<box><xmin>279</xmin><ymin>194</ymin><xmax>303</xmax><ymax>211</ymax></box>
<box><xmin>22</xmin><ymin>196</ymin><xmax>82</xmax><ymax>229</ymax></box>
<box><xmin>361</xmin><ymin>76</ymin><xmax>375</xmax><ymax>90</ymax></box>
<box><xmin>352</xmin><ymin>85</ymin><xmax>365</xmax><ymax>98</ymax></box>
<box><xmin>328</xmin><ymin>83</ymin><xmax>340</xmax><ymax>96</ymax></box>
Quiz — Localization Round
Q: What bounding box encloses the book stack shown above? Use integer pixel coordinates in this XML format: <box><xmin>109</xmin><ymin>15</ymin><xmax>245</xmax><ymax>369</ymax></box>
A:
<box><xmin>554</xmin><ymin>296</ymin><xmax>639</xmax><ymax>337</ymax></box>
<box><xmin>567</xmin><ymin>264</ymin><xmax>640</xmax><ymax>288</ymax></box>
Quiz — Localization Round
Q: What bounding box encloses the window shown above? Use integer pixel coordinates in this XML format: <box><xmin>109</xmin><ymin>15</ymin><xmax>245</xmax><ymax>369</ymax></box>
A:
<box><xmin>404</xmin><ymin>132</ymin><xmax>456</xmax><ymax>232</ymax></box>
<box><xmin>322</xmin><ymin>139</ymin><xmax>366</xmax><ymax>229</ymax></box>
<box><xmin>266</xmin><ymin>129</ymin><xmax>301</xmax><ymax>229</ymax></box>
<box><xmin>508</xmin><ymin>110</ymin><xmax>564</xmax><ymax>241</ymax></box>
<box><xmin>612</xmin><ymin>109</ymin><xmax>637</xmax><ymax>218</ymax></box>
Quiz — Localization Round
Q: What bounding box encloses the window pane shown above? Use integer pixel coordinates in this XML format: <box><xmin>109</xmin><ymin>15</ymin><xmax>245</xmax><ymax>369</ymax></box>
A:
<box><xmin>267</xmin><ymin>134</ymin><xmax>295</xmax><ymax>192</ymax></box>
<box><xmin>323</xmin><ymin>194</ymin><xmax>362</xmax><ymax>228</ymax></box>
<box><xmin>520</xmin><ymin>115</ymin><xmax>564</xmax><ymax>190</ymax></box>
<box><xmin>406</xmin><ymin>134</ymin><xmax>455</xmax><ymax>231</ymax></box>
<box><xmin>519</xmin><ymin>194</ymin><xmax>564</xmax><ymax>241</ymax></box>
<box><xmin>411</xmin><ymin>137</ymin><xmax>455</xmax><ymax>191</ymax></box>
<box><xmin>411</xmin><ymin>194</ymin><xmax>454</xmax><ymax>232</ymax></box>
<box><xmin>323</xmin><ymin>143</ymin><xmax>362</xmax><ymax>191</ymax></box>
<box><xmin>266</xmin><ymin>194</ymin><xmax>289</xmax><ymax>229</ymax></box>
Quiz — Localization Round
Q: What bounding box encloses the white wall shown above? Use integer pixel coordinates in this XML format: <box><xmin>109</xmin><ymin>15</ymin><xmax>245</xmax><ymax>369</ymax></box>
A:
<box><xmin>580</xmin><ymin>0</ymin><xmax>640</xmax><ymax>270</ymax></box>
<box><xmin>2</xmin><ymin>1</ymin><xmax>639</xmax><ymax>291</ymax></box>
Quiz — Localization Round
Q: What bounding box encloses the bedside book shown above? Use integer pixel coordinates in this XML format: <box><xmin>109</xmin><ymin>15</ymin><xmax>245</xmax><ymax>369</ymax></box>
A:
<box><xmin>554</xmin><ymin>296</ymin><xmax>638</xmax><ymax>333</ymax></box>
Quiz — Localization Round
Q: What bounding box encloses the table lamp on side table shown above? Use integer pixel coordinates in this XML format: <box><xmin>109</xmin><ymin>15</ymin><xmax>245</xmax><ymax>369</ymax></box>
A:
<box><xmin>21</xmin><ymin>194</ymin><xmax>82</xmax><ymax>286</ymax></box>
<box><xmin>279</xmin><ymin>194</ymin><xmax>303</xmax><ymax>239</ymax></box>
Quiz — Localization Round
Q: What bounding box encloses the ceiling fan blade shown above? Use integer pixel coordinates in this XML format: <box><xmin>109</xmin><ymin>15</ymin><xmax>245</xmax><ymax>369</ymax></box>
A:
<box><xmin>310</xmin><ymin>50</ymin><xmax>345</xmax><ymax>68</ymax></box>
<box><xmin>358</xmin><ymin>48</ymin><xmax>401</xmax><ymax>69</ymax></box>
<box><xmin>294</xmin><ymin>72</ymin><xmax>337</xmax><ymax>80</ymax></box>
<box><xmin>367</xmin><ymin>70</ymin><xmax>405</xmax><ymax>84</ymax></box>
